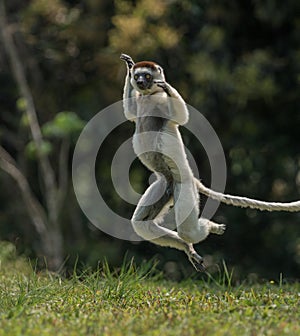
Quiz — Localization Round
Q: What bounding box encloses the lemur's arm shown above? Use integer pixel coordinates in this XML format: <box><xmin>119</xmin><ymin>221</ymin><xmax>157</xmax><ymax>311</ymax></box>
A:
<box><xmin>155</xmin><ymin>80</ymin><xmax>189</xmax><ymax>126</ymax></box>
<box><xmin>120</xmin><ymin>54</ymin><xmax>137</xmax><ymax>122</ymax></box>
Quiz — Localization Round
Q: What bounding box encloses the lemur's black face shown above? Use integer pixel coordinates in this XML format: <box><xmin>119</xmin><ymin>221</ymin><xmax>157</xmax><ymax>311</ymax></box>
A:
<box><xmin>133</xmin><ymin>71</ymin><xmax>153</xmax><ymax>90</ymax></box>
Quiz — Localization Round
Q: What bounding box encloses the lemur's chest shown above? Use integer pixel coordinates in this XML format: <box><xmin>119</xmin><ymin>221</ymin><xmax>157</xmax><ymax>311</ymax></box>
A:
<box><xmin>135</xmin><ymin>116</ymin><xmax>166</xmax><ymax>133</ymax></box>
<box><xmin>133</xmin><ymin>114</ymin><xmax>168</xmax><ymax>174</ymax></box>
<box><xmin>132</xmin><ymin>94</ymin><xmax>181</xmax><ymax>175</ymax></box>
<box><xmin>135</xmin><ymin>94</ymin><xmax>168</xmax><ymax>133</ymax></box>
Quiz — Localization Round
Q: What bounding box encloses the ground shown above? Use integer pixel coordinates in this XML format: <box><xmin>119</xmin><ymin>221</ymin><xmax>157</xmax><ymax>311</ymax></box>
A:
<box><xmin>0</xmin><ymin>257</ymin><xmax>299</xmax><ymax>336</ymax></box>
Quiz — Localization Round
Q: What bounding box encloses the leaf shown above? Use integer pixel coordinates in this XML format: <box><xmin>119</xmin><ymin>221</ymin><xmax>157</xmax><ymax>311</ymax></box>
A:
<box><xmin>16</xmin><ymin>97</ymin><xmax>27</xmax><ymax>112</ymax></box>
<box><xmin>20</xmin><ymin>113</ymin><xmax>30</xmax><ymax>127</ymax></box>
<box><xmin>42</xmin><ymin>111</ymin><xmax>85</xmax><ymax>138</ymax></box>
<box><xmin>25</xmin><ymin>140</ymin><xmax>53</xmax><ymax>159</ymax></box>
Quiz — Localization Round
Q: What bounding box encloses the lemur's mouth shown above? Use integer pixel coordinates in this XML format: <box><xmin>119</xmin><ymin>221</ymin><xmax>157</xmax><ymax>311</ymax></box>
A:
<box><xmin>137</xmin><ymin>82</ymin><xmax>150</xmax><ymax>90</ymax></box>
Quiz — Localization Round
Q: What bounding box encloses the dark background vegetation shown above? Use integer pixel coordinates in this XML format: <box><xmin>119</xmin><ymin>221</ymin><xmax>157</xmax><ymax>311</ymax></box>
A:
<box><xmin>0</xmin><ymin>0</ymin><xmax>299</xmax><ymax>280</ymax></box>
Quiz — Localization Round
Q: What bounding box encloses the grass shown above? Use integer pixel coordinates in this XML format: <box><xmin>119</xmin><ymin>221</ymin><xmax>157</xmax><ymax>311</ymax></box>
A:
<box><xmin>0</xmin><ymin>251</ymin><xmax>299</xmax><ymax>335</ymax></box>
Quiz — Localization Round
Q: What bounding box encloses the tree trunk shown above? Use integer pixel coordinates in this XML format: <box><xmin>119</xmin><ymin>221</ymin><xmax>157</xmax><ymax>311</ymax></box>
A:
<box><xmin>0</xmin><ymin>0</ymin><xmax>64</xmax><ymax>270</ymax></box>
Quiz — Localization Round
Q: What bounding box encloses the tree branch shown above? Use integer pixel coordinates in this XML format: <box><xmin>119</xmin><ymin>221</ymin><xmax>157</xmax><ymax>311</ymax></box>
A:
<box><xmin>58</xmin><ymin>137</ymin><xmax>70</xmax><ymax>212</ymax></box>
<box><xmin>0</xmin><ymin>0</ymin><xmax>58</xmax><ymax>225</ymax></box>
<box><xmin>0</xmin><ymin>145</ymin><xmax>48</xmax><ymax>236</ymax></box>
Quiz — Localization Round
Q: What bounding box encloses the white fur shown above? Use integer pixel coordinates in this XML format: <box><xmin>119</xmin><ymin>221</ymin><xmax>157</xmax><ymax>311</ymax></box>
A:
<box><xmin>121</xmin><ymin>55</ymin><xmax>225</xmax><ymax>271</ymax></box>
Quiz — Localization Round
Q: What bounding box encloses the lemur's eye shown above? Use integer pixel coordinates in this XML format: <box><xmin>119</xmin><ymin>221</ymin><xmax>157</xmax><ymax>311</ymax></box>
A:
<box><xmin>145</xmin><ymin>74</ymin><xmax>151</xmax><ymax>79</ymax></box>
<box><xmin>134</xmin><ymin>74</ymin><xmax>138</xmax><ymax>80</ymax></box>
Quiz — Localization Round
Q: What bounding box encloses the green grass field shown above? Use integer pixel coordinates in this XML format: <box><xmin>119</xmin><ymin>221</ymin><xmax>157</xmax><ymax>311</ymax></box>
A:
<box><xmin>0</xmin><ymin>252</ymin><xmax>299</xmax><ymax>336</ymax></box>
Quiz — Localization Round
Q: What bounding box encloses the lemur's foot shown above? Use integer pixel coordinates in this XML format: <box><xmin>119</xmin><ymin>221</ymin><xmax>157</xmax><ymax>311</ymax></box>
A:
<box><xmin>189</xmin><ymin>252</ymin><xmax>206</xmax><ymax>272</ymax></box>
<box><xmin>210</xmin><ymin>223</ymin><xmax>226</xmax><ymax>235</ymax></box>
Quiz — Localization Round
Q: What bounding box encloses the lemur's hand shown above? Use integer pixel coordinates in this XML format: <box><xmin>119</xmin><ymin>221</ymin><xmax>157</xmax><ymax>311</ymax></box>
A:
<box><xmin>120</xmin><ymin>53</ymin><xmax>135</xmax><ymax>69</ymax></box>
<box><xmin>154</xmin><ymin>80</ymin><xmax>171</xmax><ymax>96</ymax></box>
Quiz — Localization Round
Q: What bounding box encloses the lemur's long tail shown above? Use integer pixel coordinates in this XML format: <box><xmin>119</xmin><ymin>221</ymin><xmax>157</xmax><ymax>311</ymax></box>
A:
<box><xmin>194</xmin><ymin>178</ymin><xmax>300</xmax><ymax>212</ymax></box>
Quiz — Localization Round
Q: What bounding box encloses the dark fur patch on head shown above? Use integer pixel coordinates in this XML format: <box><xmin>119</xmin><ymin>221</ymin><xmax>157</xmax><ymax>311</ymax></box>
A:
<box><xmin>133</xmin><ymin>61</ymin><xmax>157</xmax><ymax>70</ymax></box>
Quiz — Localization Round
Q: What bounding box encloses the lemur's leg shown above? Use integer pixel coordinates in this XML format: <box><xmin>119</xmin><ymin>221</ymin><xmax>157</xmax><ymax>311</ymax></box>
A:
<box><xmin>174</xmin><ymin>180</ymin><xmax>226</xmax><ymax>244</ymax></box>
<box><xmin>131</xmin><ymin>176</ymin><xmax>205</xmax><ymax>271</ymax></box>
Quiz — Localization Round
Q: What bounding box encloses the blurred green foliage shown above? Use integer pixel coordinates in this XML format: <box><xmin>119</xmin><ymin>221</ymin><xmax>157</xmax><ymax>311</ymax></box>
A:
<box><xmin>25</xmin><ymin>139</ymin><xmax>53</xmax><ymax>159</ymax></box>
<box><xmin>42</xmin><ymin>111</ymin><xmax>85</xmax><ymax>138</ymax></box>
<box><xmin>0</xmin><ymin>0</ymin><xmax>299</xmax><ymax>279</ymax></box>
